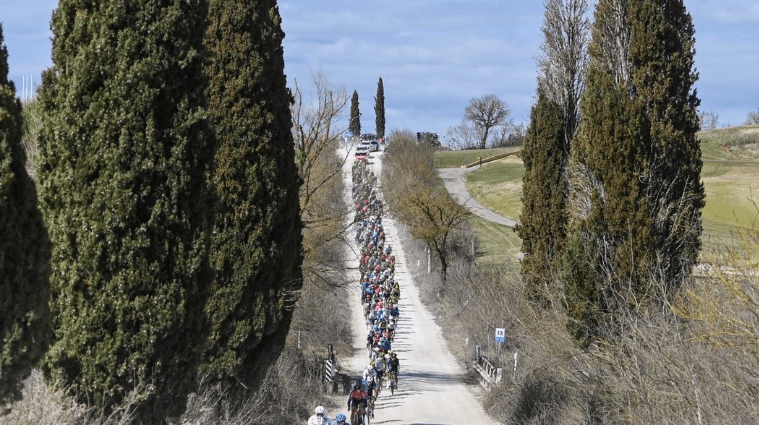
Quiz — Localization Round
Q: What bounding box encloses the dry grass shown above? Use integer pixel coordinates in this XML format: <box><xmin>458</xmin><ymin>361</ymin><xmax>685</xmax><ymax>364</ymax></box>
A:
<box><xmin>0</xmin><ymin>370</ymin><xmax>140</xmax><ymax>425</ymax></box>
<box><xmin>387</xmin><ymin>188</ymin><xmax>759</xmax><ymax>424</ymax></box>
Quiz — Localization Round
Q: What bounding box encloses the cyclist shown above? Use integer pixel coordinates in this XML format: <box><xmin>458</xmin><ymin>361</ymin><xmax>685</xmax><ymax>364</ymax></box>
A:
<box><xmin>387</xmin><ymin>352</ymin><xmax>400</xmax><ymax>388</ymax></box>
<box><xmin>380</xmin><ymin>336</ymin><xmax>392</xmax><ymax>352</ymax></box>
<box><xmin>365</xmin><ymin>377</ymin><xmax>378</xmax><ymax>419</ymax></box>
<box><xmin>347</xmin><ymin>383</ymin><xmax>367</xmax><ymax>425</ymax></box>
<box><xmin>308</xmin><ymin>406</ymin><xmax>331</xmax><ymax>425</ymax></box>
<box><xmin>331</xmin><ymin>413</ymin><xmax>350</xmax><ymax>425</ymax></box>
<box><xmin>363</xmin><ymin>362</ymin><xmax>377</xmax><ymax>384</ymax></box>
<box><xmin>373</xmin><ymin>355</ymin><xmax>386</xmax><ymax>386</ymax></box>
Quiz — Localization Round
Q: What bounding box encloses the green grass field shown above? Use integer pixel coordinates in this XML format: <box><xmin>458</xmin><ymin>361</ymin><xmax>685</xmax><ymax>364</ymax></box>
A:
<box><xmin>435</xmin><ymin>126</ymin><xmax>759</xmax><ymax>265</ymax></box>
<box><xmin>469</xmin><ymin>216</ymin><xmax>522</xmax><ymax>272</ymax></box>
<box><xmin>433</xmin><ymin>146</ymin><xmax>521</xmax><ymax>169</ymax></box>
<box><xmin>699</xmin><ymin>127</ymin><xmax>759</xmax><ymax>253</ymax></box>
<box><xmin>465</xmin><ymin>158</ymin><xmax>524</xmax><ymax>222</ymax></box>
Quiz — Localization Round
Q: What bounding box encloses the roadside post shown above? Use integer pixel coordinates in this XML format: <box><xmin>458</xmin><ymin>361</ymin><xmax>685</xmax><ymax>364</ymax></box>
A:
<box><xmin>325</xmin><ymin>344</ymin><xmax>336</xmax><ymax>393</ymax></box>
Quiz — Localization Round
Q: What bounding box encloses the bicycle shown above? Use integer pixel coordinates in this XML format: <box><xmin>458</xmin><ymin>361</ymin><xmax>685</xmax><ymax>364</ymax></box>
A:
<box><xmin>366</xmin><ymin>397</ymin><xmax>375</xmax><ymax>425</ymax></box>
<box><xmin>387</xmin><ymin>371</ymin><xmax>398</xmax><ymax>395</ymax></box>
<box><xmin>350</xmin><ymin>404</ymin><xmax>366</xmax><ymax>425</ymax></box>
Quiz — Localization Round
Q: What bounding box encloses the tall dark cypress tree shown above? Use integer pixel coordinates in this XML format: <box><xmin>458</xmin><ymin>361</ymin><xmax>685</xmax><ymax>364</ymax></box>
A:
<box><xmin>37</xmin><ymin>0</ymin><xmax>213</xmax><ymax>421</ymax></box>
<box><xmin>517</xmin><ymin>91</ymin><xmax>567</xmax><ymax>306</ymax></box>
<box><xmin>350</xmin><ymin>89</ymin><xmax>361</xmax><ymax>137</ymax></box>
<box><xmin>0</xmin><ymin>25</ymin><xmax>51</xmax><ymax>405</ymax></box>
<box><xmin>202</xmin><ymin>0</ymin><xmax>303</xmax><ymax>390</ymax></box>
<box><xmin>629</xmin><ymin>0</ymin><xmax>704</xmax><ymax>289</ymax></box>
<box><xmin>563</xmin><ymin>65</ymin><xmax>648</xmax><ymax>343</ymax></box>
<box><xmin>374</xmin><ymin>77</ymin><xmax>385</xmax><ymax>140</ymax></box>
<box><xmin>564</xmin><ymin>0</ymin><xmax>703</xmax><ymax>343</ymax></box>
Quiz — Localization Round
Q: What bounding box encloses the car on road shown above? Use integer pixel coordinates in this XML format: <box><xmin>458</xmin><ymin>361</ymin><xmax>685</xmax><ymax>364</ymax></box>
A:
<box><xmin>356</xmin><ymin>142</ymin><xmax>372</xmax><ymax>155</ymax></box>
<box><xmin>355</xmin><ymin>142</ymin><xmax>371</xmax><ymax>159</ymax></box>
<box><xmin>368</xmin><ymin>140</ymin><xmax>380</xmax><ymax>152</ymax></box>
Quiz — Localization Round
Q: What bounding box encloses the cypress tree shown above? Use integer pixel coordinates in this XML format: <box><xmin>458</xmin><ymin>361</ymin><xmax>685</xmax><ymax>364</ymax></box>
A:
<box><xmin>517</xmin><ymin>91</ymin><xmax>567</xmax><ymax>306</ymax></box>
<box><xmin>37</xmin><ymin>0</ymin><xmax>213</xmax><ymax>420</ymax></box>
<box><xmin>629</xmin><ymin>0</ymin><xmax>704</xmax><ymax>288</ymax></box>
<box><xmin>374</xmin><ymin>77</ymin><xmax>385</xmax><ymax>140</ymax></box>
<box><xmin>202</xmin><ymin>0</ymin><xmax>303</xmax><ymax>390</ymax></box>
<box><xmin>350</xmin><ymin>89</ymin><xmax>361</xmax><ymax>137</ymax></box>
<box><xmin>0</xmin><ymin>25</ymin><xmax>51</xmax><ymax>405</ymax></box>
<box><xmin>563</xmin><ymin>66</ymin><xmax>649</xmax><ymax>343</ymax></box>
<box><xmin>564</xmin><ymin>0</ymin><xmax>703</xmax><ymax>342</ymax></box>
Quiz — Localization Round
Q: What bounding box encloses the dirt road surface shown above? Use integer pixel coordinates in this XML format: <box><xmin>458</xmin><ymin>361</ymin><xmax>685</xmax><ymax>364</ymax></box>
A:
<box><xmin>341</xmin><ymin>147</ymin><xmax>499</xmax><ymax>425</ymax></box>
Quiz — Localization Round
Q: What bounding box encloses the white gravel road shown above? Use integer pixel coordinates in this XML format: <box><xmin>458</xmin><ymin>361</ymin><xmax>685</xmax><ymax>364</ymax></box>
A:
<box><xmin>341</xmin><ymin>147</ymin><xmax>499</xmax><ymax>425</ymax></box>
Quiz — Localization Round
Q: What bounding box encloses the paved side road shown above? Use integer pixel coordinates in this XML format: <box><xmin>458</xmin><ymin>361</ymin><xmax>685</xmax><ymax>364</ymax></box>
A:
<box><xmin>437</xmin><ymin>167</ymin><xmax>518</xmax><ymax>228</ymax></box>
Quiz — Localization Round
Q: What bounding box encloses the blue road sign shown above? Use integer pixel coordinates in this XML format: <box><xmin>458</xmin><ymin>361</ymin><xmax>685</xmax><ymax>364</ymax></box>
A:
<box><xmin>494</xmin><ymin>328</ymin><xmax>506</xmax><ymax>344</ymax></box>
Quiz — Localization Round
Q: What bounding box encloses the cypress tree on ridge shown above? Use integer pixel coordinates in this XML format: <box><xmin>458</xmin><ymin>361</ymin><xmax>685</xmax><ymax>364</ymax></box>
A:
<box><xmin>0</xmin><ymin>24</ymin><xmax>51</xmax><ymax>405</ymax></box>
<box><xmin>203</xmin><ymin>0</ymin><xmax>303</xmax><ymax>390</ymax></box>
<box><xmin>374</xmin><ymin>77</ymin><xmax>385</xmax><ymax>140</ymax></box>
<box><xmin>350</xmin><ymin>89</ymin><xmax>361</xmax><ymax>137</ymax></box>
<box><xmin>37</xmin><ymin>0</ymin><xmax>214</xmax><ymax>420</ymax></box>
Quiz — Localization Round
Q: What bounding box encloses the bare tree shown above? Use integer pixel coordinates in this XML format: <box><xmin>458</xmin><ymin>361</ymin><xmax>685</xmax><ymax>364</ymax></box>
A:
<box><xmin>538</xmin><ymin>0</ymin><xmax>590</xmax><ymax>151</ymax></box>
<box><xmin>445</xmin><ymin>120</ymin><xmax>480</xmax><ymax>150</ymax></box>
<box><xmin>698</xmin><ymin>109</ymin><xmax>720</xmax><ymax>130</ymax></box>
<box><xmin>746</xmin><ymin>106</ymin><xmax>759</xmax><ymax>125</ymax></box>
<box><xmin>591</xmin><ymin>0</ymin><xmax>631</xmax><ymax>86</ymax></box>
<box><xmin>464</xmin><ymin>94</ymin><xmax>511</xmax><ymax>149</ymax></box>
<box><xmin>290</xmin><ymin>70</ymin><xmax>355</xmax><ymax>288</ymax></box>
<box><xmin>291</xmin><ymin>70</ymin><xmax>349</xmax><ymax>222</ymax></box>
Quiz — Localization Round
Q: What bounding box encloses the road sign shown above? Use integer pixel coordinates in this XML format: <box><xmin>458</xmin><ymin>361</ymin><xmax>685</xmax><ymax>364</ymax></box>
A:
<box><xmin>494</xmin><ymin>328</ymin><xmax>506</xmax><ymax>344</ymax></box>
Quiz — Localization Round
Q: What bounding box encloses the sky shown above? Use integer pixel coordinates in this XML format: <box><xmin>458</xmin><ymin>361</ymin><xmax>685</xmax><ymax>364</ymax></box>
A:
<box><xmin>1</xmin><ymin>0</ymin><xmax>758</xmax><ymax>144</ymax></box>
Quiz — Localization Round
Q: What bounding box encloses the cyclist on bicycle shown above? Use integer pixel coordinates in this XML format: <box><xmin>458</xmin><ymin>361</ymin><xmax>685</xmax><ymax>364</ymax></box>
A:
<box><xmin>363</xmin><ymin>362</ymin><xmax>377</xmax><ymax>384</ymax></box>
<box><xmin>388</xmin><ymin>353</ymin><xmax>399</xmax><ymax>373</ymax></box>
<box><xmin>373</xmin><ymin>355</ymin><xmax>386</xmax><ymax>383</ymax></box>
<box><xmin>347</xmin><ymin>383</ymin><xmax>367</xmax><ymax>424</ymax></box>
<box><xmin>365</xmin><ymin>376</ymin><xmax>378</xmax><ymax>419</ymax></box>
<box><xmin>387</xmin><ymin>352</ymin><xmax>400</xmax><ymax>388</ymax></box>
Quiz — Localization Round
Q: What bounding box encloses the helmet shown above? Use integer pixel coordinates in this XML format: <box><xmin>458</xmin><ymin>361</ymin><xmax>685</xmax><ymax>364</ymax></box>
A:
<box><xmin>336</xmin><ymin>413</ymin><xmax>347</xmax><ymax>423</ymax></box>
<box><xmin>315</xmin><ymin>406</ymin><xmax>326</xmax><ymax>415</ymax></box>
<box><xmin>353</xmin><ymin>383</ymin><xmax>361</xmax><ymax>390</ymax></box>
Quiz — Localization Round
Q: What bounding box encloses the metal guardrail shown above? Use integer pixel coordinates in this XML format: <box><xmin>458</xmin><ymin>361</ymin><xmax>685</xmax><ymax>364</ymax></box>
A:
<box><xmin>462</xmin><ymin>150</ymin><xmax>521</xmax><ymax>168</ymax></box>
<box><xmin>473</xmin><ymin>346</ymin><xmax>502</xmax><ymax>387</ymax></box>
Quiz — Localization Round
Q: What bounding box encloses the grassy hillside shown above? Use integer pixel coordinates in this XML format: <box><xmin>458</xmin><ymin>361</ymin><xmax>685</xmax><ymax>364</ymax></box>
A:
<box><xmin>433</xmin><ymin>146</ymin><xmax>521</xmax><ymax>168</ymax></box>
<box><xmin>434</xmin><ymin>125</ymin><xmax>759</xmax><ymax>264</ymax></box>
<box><xmin>465</xmin><ymin>157</ymin><xmax>524</xmax><ymax>223</ymax></box>
<box><xmin>698</xmin><ymin>125</ymin><xmax>759</xmax><ymax>253</ymax></box>
<box><xmin>470</xmin><ymin>216</ymin><xmax>522</xmax><ymax>271</ymax></box>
